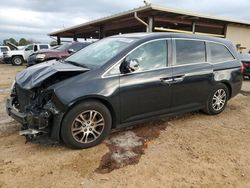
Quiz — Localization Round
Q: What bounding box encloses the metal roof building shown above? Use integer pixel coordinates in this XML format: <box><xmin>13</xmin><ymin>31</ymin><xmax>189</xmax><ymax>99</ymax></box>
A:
<box><xmin>49</xmin><ymin>4</ymin><xmax>250</xmax><ymax>52</ymax></box>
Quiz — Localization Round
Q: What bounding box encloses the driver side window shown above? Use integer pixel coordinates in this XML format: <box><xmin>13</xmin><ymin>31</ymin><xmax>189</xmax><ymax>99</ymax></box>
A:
<box><xmin>126</xmin><ymin>40</ymin><xmax>167</xmax><ymax>72</ymax></box>
<box><xmin>107</xmin><ymin>40</ymin><xmax>168</xmax><ymax>76</ymax></box>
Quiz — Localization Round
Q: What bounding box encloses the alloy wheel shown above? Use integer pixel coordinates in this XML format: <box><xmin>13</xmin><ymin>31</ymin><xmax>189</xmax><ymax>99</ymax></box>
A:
<box><xmin>212</xmin><ymin>89</ymin><xmax>227</xmax><ymax>111</ymax></box>
<box><xmin>71</xmin><ymin>110</ymin><xmax>105</xmax><ymax>144</ymax></box>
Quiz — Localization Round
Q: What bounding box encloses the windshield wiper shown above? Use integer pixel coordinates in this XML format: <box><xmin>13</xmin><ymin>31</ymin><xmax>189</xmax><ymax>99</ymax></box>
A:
<box><xmin>64</xmin><ymin>60</ymin><xmax>89</xmax><ymax>68</ymax></box>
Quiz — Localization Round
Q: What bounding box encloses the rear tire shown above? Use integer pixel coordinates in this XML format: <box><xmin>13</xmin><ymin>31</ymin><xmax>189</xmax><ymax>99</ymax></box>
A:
<box><xmin>61</xmin><ymin>100</ymin><xmax>112</xmax><ymax>149</ymax></box>
<box><xmin>12</xmin><ymin>56</ymin><xmax>24</xmax><ymax>66</ymax></box>
<box><xmin>204</xmin><ymin>84</ymin><xmax>229</xmax><ymax>115</ymax></box>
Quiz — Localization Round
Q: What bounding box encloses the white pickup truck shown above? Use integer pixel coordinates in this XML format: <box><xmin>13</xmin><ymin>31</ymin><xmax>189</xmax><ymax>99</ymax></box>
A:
<box><xmin>0</xmin><ymin>46</ymin><xmax>11</xmax><ymax>62</ymax></box>
<box><xmin>3</xmin><ymin>44</ymin><xmax>50</xmax><ymax>65</ymax></box>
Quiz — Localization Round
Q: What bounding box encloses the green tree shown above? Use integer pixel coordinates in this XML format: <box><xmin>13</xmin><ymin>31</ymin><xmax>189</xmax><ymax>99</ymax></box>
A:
<box><xmin>8</xmin><ymin>38</ymin><xmax>18</xmax><ymax>46</ymax></box>
<box><xmin>3</xmin><ymin>38</ymin><xmax>18</xmax><ymax>46</ymax></box>
<box><xmin>19</xmin><ymin>38</ymin><xmax>28</xmax><ymax>46</ymax></box>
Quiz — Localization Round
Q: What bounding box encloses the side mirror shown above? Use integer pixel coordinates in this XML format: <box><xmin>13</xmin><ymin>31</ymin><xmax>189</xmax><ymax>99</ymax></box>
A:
<box><xmin>68</xmin><ymin>49</ymin><xmax>75</xmax><ymax>54</ymax></box>
<box><xmin>120</xmin><ymin>59</ymin><xmax>139</xmax><ymax>74</ymax></box>
<box><xmin>25</xmin><ymin>48</ymin><xmax>30</xmax><ymax>51</ymax></box>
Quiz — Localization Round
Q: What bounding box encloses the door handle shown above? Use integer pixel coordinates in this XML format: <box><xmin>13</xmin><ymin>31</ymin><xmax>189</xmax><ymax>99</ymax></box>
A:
<box><xmin>172</xmin><ymin>75</ymin><xmax>186</xmax><ymax>83</ymax></box>
<box><xmin>160</xmin><ymin>75</ymin><xmax>185</xmax><ymax>85</ymax></box>
<box><xmin>160</xmin><ymin>77</ymin><xmax>173</xmax><ymax>85</ymax></box>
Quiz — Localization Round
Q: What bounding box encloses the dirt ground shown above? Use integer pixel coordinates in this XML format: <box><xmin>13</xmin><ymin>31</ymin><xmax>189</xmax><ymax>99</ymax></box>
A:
<box><xmin>0</xmin><ymin>63</ymin><xmax>249</xmax><ymax>188</ymax></box>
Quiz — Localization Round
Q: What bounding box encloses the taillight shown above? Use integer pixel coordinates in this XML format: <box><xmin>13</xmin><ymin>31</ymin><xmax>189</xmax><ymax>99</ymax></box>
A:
<box><xmin>243</xmin><ymin>62</ymin><xmax>250</xmax><ymax>68</ymax></box>
<box><xmin>240</xmin><ymin>63</ymin><xmax>244</xmax><ymax>73</ymax></box>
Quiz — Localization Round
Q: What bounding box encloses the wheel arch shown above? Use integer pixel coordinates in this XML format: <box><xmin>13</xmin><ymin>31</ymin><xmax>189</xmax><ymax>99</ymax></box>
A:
<box><xmin>12</xmin><ymin>55</ymin><xmax>24</xmax><ymax>59</ymax></box>
<box><xmin>220</xmin><ymin>81</ymin><xmax>232</xmax><ymax>99</ymax></box>
<box><xmin>65</xmin><ymin>96</ymin><xmax>117</xmax><ymax>129</ymax></box>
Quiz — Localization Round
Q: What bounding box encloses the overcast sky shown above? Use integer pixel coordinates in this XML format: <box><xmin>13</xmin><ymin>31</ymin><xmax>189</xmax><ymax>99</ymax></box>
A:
<box><xmin>1</xmin><ymin>0</ymin><xmax>250</xmax><ymax>44</ymax></box>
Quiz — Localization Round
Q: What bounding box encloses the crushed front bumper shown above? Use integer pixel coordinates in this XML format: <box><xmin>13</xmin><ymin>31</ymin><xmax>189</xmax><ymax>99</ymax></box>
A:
<box><xmin>6</xmin><ymin>97</ymin><xmax>51</xmax><ymax>131</ymax></box>
<box><xmin>6</xmin><ymin>98</ymin><xmax>26</xmax><ymax>124</ymax></box>
<box><xmin>6</xmin><ymin>96</ymin><xmax>65</xmax><ymax>141</ymax></box>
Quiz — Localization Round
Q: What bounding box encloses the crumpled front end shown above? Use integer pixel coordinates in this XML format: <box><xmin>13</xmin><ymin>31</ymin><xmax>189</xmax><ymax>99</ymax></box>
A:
<box><xmin>6</xmin><ymin>60</ymin><xmax>90</xmax><ymax>141</ymax></box>
<box><xmin>6</xmin><ymin>82</ymin><xmax>65</xmax><ymax>141</ymax></box>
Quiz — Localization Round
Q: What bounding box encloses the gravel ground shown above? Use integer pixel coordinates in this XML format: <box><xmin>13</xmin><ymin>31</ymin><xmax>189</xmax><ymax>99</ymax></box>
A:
<box><xmin>0</xmin><ymin>63</ymin><xmax>249</xmax><ymax>188</ymax></box>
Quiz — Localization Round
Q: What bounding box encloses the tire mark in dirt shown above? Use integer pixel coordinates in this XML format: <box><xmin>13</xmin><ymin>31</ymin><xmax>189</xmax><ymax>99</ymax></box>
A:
<box><xmin>240</xmin><ymin>90</ymin><xmax>250</xmax><ymax>96</ymax></box>
<box><xmin>95</xmin><ymin>120</ymin><xmax>168</xmax><ymax>174</ymax></box>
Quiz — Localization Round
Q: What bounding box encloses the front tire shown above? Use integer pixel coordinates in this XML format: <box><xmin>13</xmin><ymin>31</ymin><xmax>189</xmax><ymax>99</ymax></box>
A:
<box><xmin>204</xmin><ymin>84</ymin><xmax>229</xmax><ymax>115</ymax></box>
<box><xmin>61</xmin><ymin>100</ymin><xmax>112</xmax><ymax>149</ymax></box>
<box><xmin>12</xmin><ymin>56</ymin><xmax>24</xmax><ymax>66</ymax></box>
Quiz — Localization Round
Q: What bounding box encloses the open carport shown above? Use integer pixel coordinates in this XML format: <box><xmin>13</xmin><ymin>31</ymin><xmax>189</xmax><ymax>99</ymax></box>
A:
<box><xmin>49</xmin><ymin>4</ymin><xmax>250</xmax><ymax>52</ymax></box>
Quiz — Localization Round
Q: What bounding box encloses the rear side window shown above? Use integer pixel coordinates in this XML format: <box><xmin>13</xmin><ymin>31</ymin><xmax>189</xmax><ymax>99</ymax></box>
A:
<box><xmin>175</xmin><ymin>40</ymin><xmax>206</xmax><ymax>65</ymax></box>
<box><xmin>209</xmin><ymin>43</ymin><xmax>235</xmax><ymax>63</ymax></box>
<box><xmin>39</xmin><ymin>45</ymin><xmax>49</xmax><ymax>49</ymax></box>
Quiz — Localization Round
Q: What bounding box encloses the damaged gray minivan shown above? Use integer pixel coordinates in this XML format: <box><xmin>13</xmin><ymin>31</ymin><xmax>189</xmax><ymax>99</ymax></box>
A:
<box><xmin>6</xmin><ymin>33</ymin><xmax>243</xmax><ymax>149</ymax></box>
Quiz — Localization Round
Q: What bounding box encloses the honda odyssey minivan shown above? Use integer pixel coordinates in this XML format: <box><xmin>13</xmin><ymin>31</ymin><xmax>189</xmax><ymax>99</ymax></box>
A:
<box><xmin>6</xmin><ymin>33</ymin><xmax>243</xmax><ymax>149</ymax></box>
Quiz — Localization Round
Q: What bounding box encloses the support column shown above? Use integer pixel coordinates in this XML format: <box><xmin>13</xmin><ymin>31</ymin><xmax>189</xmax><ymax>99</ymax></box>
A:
<box><xmin>99</xmin><ymin>25</ymin><xmax>104</xmax><ymax>39</ymax></box>
<box><xmin>73</xmin><ymin>34</ymin><xmax>77</xmax><ymax>41</ymax></box>
<box><xmin>192</xmin><ymin>22</ymin><xmax>196</xmax><ymax>34</ymax></box>
<box><xmin>148</xmin><ymin>16</ymin><xmax>154</xmax><ymax>32</ymax></box>
<box><xmin>57</xmin><ymin>36</ymin><xmax>61</xmax><ymax>45</ymax></box>
<box><xmin>223</xmin><ymin>24</ymin><xmax>228</xmax><ymax>38</ymax></box>
<box><xmin>82</xmin><ymin>34</ymin><xmax>87</xmax><ymax>41</ymax></box>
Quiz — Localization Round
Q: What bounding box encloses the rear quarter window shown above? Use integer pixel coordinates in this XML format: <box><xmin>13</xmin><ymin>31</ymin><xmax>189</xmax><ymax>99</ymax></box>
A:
<box><xmin>208</xmin><ymin>42</ymin><xmax>235</xmax><ymax>63</ymax></box>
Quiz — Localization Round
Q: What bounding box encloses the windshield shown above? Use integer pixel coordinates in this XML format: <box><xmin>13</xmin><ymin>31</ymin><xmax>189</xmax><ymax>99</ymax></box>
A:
<box><xmin>65</xmin><ymin>37</ymin><xmax>136</xmax><ymax>68</ymax></box>
<box><xmin>57</xmin><ymin>43</ymin><xmax>72</xmax><ymax>51</ymax></box>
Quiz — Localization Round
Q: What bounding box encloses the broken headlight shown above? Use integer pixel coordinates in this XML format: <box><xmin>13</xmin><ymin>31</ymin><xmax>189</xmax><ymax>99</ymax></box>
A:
<box><xmin>39</xmin><ymin>89</ymin><xmax>54</xmax><ymax>104</ymax></box>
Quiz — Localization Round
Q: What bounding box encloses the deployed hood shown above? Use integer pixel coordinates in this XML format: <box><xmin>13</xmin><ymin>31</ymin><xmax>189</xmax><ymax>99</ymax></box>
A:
<box><xmin>16</xmin><ymin>60</ymin><xmax>89</xmax><ymax>90</ymax></box>
<box><xmin>6</xmin><ymin>41</ymin><xmax>19</xmax><ymax>50</ymax></box>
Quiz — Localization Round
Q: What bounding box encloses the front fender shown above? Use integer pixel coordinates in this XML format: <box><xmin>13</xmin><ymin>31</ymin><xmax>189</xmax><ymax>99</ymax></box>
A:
<box><xmin>50</xmin><ymin>74</ymin><xmax>120</xmax><ymax>139</ymax></box>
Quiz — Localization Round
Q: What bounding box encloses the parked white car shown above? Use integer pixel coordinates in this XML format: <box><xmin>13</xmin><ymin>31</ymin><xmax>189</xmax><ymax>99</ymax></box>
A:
<box><xmin>3</xmin><ymin>44</ymin><xmax>50</xmax><ymax>65</ymax></box>
<box><xmin>0</xmin><ymin>46</ymin><xmax>11</xmax><ymax>61</ymax></box>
